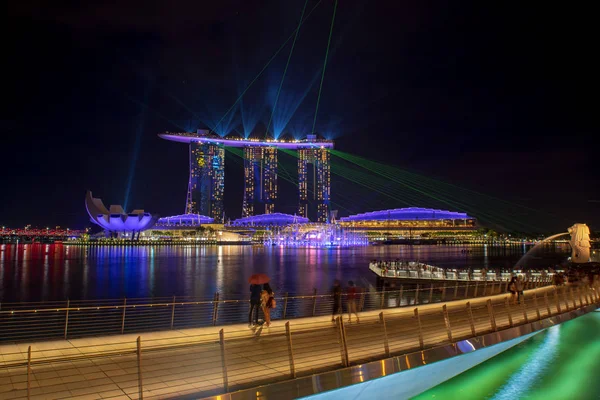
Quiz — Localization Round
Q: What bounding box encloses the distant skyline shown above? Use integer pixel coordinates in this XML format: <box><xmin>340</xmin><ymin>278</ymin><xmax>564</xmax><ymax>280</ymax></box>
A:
<box><xmin>2</xmin><ymin>1</ymin><xmax>598</xmax><ymax>232</ymax></box>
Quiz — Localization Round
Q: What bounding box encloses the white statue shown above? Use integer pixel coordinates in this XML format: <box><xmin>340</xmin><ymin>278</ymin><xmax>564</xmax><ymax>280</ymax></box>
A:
<box><xmin>568</xmin><ymin>223</ymin><xmax>591</xmax><ymax>263</ymax></box>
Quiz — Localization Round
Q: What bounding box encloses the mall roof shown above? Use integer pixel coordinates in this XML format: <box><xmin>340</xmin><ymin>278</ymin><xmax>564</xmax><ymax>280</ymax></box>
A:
<box><xmin>340</xmin><ymin>207</ymin><xmax>473</xmax><ymax>222</ymax></box>
<box><xmin>156</xmin><ymin>214</ymin><xmax>215</xmax><ymax>225</ymax></box>
<box><xmin>229</xmin><ymin>213</ymin><xmax>309</xmax><ymax>226</ymax></box>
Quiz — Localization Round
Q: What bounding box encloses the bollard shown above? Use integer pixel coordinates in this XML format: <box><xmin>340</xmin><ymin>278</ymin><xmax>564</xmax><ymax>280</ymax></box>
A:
<box><xmin>414</xmin><ymin>308</ymin><xmax>424</xmax><ymax>350</ymax></box>
<box><xmin>219</xmin><ymin>329</ymin><xmax>228</xmax><ymax>392</ymax></box>
<box><xmin>428</xmin><ymin>284</ymin><xmax>434</xmax><ymax>304</ymax></box>
<box><xmin>544</xmin><ymin>292</ymin><xmax>551</xmax><ymax>317</ymax></box>
<box><xmin>27</xmin><ymin>345</ymin><xmax>31</xmax><ymax>399</ymax></box>
<box><xmin>505</xmin><ymin>297</ymin><xmax>513</xmax><ymax>327</ymax></box>
<box><xmin>121</xmin><ymin>298</ymin><xmax>127</xmax><ymax>334</ymax></box>
<box><xmin>312</xmin><ymin>288</ymin><xmax>318</xmax><ymax>316</ymax></box>
<box><xmin>487</xmin><ymin>299</ymin><xmax>497</xmax><ymax>331</ymax></box>
<box><xmin>533</xmin><ymin>293</ymin><xmax>541</xmax><ymax>320</ymax></box>
<box><xmin>170</xmin><ymin>295</ymin><xmax>176</xmax><ymax>329</ymax></box>
<box><xmin>442</xmin><ymin>305</ymin><xmax>453</xmax><ymax>342</ymax></box>
<box><xmin>379</xmin><ymin>312</ymin><xmax>390</xmax><ymax>357</ymax></box>
<box><xmin>137</xmin><ymin>336</ymin><xmax>143</xmax><ymax>400</ymax></box>
<box><xmin>64</xmin><ymin>299</ymin><xmax>70</xmax><ymax>339</ymax></box>
<box><xmin>212</xmin><ymin>293</ymin><xmax>220</xmax><ymax>326</ymax></box>
<box><xmin>466</xmin><ymin>302</ymin><xmax>476</xmax><ymax>336</ymax></box>
<box><xmin>283</xmin><ymin>292</ymin><xmax>289</xmax><ymax>319</ymax></box>
<box><xmin>285</xmin><ymin>322</ymin><xmax>296</xmax><ymax>378</ymax></box>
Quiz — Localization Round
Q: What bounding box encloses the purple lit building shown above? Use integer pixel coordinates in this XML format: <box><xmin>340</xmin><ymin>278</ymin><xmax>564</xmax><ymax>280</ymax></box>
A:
<box><xmin>339</xmin><ymin>207</ymin><xmax>477</xmax><ymax>238</ymax></box>
<box><xmin>159</xmin><ymin>130</ymin><xmax>333</xmax><ymax>223</ymax></box>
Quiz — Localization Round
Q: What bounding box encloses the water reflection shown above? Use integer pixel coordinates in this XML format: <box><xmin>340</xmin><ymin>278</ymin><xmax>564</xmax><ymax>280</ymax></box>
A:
<box><xmin>0</xmin><ymin>243</ymin><xmax>569</xmax><ymax>303</ymax></box>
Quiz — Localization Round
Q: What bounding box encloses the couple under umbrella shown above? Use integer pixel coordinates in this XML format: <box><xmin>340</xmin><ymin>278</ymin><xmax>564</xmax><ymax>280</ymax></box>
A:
<box><xmin>248</xmin><ymin>274</ymin><xmax>275</xmax><ymax>327</ymax></box>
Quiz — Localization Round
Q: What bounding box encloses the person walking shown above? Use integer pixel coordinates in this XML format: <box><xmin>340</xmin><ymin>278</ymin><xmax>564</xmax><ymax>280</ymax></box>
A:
<box><xmin>331</xmin><ymin>280</ymin><xmax>342</xmax><ymax>322</ymax></box>
<box><xmin>515</xmin><ymin>275</ymin><xmax>525</xmax><ymax>304</ymax></box>
<box><xmin>508</xmin><ymin>276</ymin><xmax>518</xmax><ymax>305</ymax></box>
<box><xmin>346</xmin><ymin>281</ymin><xmax>359</xmax><ymax>323</ymax></box>
<box><xmin>261</xmin><ymin>282</ymin><xmax>275</xmax><ymax>327</ymax></box>
<box><xmin>249</xmin><ymin>283</ymin><xmax>262</xmax><ymax>327</ymax></box>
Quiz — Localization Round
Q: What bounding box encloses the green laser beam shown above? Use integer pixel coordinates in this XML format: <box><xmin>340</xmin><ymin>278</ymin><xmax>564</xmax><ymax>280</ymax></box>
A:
<box><xmin>312</xmin><ymin>0</ymin><xmax>338</xmax><ymax>134</ymax></box>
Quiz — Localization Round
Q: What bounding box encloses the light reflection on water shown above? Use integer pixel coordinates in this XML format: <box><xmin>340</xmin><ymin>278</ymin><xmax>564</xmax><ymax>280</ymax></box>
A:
<box><xmin>0</xmin><ymin>243</ymin><xmax>569</xmax><ymax>303</ymax></box>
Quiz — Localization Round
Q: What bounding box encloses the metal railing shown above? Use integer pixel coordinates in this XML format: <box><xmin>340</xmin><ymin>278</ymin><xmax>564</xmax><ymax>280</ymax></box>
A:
<box><xmin>0</xmin><ymin>281</ymin><xmax>598</xmax><ymax>400</ymax></box>
<box><xmin>0</xmin><ymin>278</ymin><xmax>554</xmax><ymax>343</ymax></box>
<box><xmin>370</xmin><ymin>263</ymin><xmax>557</xmax><ymax>281</ymax></box>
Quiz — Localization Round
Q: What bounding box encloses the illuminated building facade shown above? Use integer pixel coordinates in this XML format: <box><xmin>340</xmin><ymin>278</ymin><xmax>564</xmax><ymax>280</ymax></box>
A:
<box><xmin>298</xmin><ymin>141</ymin><xmax>331</xmax><ymax>223</ymax></box>
<box><xmin>242</xmin><ymin>146</ymin><xmax>278</xmax><ymax>217</ymax></box>
<box><xmin>185</xmin><ymin>134</ymin><xmax>225</xmax><ymax>222</ymax></box>
<box><xmin>160</xmin><ymin>130</ymin><xmax>333</xmax><ymax>223</ymax></box>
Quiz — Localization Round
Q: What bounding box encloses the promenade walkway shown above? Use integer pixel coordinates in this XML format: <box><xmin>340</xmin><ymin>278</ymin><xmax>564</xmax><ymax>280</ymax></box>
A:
<box><xmin>1</xmin><ymin>282</ymin><xmax>598</xmax><ymax>400</ymax></box>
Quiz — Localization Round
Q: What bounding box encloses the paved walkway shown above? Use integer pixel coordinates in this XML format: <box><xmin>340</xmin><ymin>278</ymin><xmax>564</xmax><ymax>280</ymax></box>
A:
<box><xmin>0</xmin><ymin>285</ymin><xmax>595</xmax><ymax>400</ymax></box>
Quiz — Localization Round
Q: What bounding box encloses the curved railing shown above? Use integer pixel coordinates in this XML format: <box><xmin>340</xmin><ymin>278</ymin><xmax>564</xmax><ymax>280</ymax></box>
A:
<box><xmin>0</xmin><ymin>281</ymin><xmax>597</xmax><ymax>400</ymax></box>
<box><xmin>0</xmin><ymin>276</ymin><xmax>555</xmax><ymax>343</ymax></box>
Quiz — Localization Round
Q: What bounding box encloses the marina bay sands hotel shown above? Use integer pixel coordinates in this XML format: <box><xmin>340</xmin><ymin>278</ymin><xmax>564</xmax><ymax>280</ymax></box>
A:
<box><xmin>159</xmin><ymin>130</ymin><xmax>333</xmax><ymax>223</ymax></box>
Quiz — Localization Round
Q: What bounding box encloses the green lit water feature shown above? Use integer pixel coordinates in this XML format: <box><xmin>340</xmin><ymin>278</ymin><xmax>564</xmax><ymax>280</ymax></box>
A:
<box><xmin>413</xmin><ymin>311</ymin><xmax>600</xmax><ymax>400</ymax></box>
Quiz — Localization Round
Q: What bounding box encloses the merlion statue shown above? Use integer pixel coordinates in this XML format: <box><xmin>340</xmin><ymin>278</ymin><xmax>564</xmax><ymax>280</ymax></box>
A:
<box><xmin>568</xmin><ymin>223</ymin><xmax>591</xmax><ymax>263</ymax></box>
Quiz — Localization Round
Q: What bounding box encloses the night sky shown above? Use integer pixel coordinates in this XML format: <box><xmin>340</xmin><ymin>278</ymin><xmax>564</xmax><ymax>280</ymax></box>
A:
<box><xmin>2</xmin><ymin>1</ymin><xmax>598</xmax><ymax>232</ymax></box>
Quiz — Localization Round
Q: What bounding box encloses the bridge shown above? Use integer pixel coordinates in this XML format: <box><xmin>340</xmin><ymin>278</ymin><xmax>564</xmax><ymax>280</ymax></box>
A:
<box><xmin>0</xmin><ymin>281</ymin><xmax>598</xmax><ymax>400</ymax></box>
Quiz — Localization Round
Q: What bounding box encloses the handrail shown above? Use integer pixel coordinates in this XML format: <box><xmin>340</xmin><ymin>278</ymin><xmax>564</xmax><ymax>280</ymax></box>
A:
<box><xmin>0</xmin><ymin>280</ymin><xmax>597</xmax><ymax>400</ymax></box>
<box><xmin>0</xmin><ymin>277</ymin><xmax>556</xmax><ymax>343</ymax></box>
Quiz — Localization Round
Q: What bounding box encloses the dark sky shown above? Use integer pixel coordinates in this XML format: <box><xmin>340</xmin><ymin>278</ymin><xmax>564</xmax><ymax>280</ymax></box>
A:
<box><xmin>2</xmin><ymin>1</ymin><xmax>598</xmax><ymax>233</ymax></box>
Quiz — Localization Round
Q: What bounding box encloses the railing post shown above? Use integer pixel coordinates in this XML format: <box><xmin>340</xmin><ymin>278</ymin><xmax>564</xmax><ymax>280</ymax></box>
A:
<box><xmin>504</xmin><ymin>279</ymin><xmax>509</xmax><ymax>293</ymax></box>
<box><xmin>379</xmin><ymin>312</ymin><xmax>390</xmax><ymax>357</ymax></box>
<box><xmin>337</xmin><ymin>317</ymin><xmax>349</xmax><ymax>367</ymax></box>
<box><xmin>359</xmin><ymin>289</ymin><xmax>366</xmax><ymax>311</ymax></box>
<box><xmin>219</xmin><ymin>329</ymin><xmax>228</xmax><ymax>392</ymax></box>
<box><xmin>554</xmin><ymin>288</ymin><xmax>562</xmax><ymax>313</ymax></box>
<box><xmin>533</xmin><ymin>293</ymin><xmax>541</xmax><ymax>320</ymax></box>
<box><xmin>569</xmin><ymin>287</ymin><xmax>577</xmax><ymax>309</ymax></box>
<box><xmin>487</xmin><ymin>299</ymin><xmax>497</xmax><ymax>331</ymax></box>
<box><xmin>428</xmin><ymin>284</ymin><xmax>434</xmax><ymax>304</ymax></box>
<box><xmin>137</xmin><ymin>336</ymin><xmax>143</xmax><ymax>400</ymax></box>
<box><xmin>397</xmin><ymin>285</ymin><xmax>403</xmax><ymax>307</ymax></box>
<box><xmin>380</xmin><ymin>286</ymin><xmax>386</xmax><ymax>309</ymax></box>
<box><xmin>454</xmin><ymin>281</ymin><xmax>459</xmax><ymax>299</ymax></box>
<box><xmin>505</xmin><ymin>297</ymin><xmax>513</xmax><ymax>327</ymax></box>
<box><xmin>466</xmin><ymin>302</ymin><xmax>476</xmax><ymax>335</ymax></box>
<box><xmin>212</xmin><ymin>293</ymin><xmax>220</xmax><ymax>326</ymax></box>
<box><xmin>442</xmin><ymin>305</ymin><xmax>453</xmax><ymax>342</ymax></box>
<box><xmin>413</xmin><ymin>284</ymin><xmax>420</xmax><ymax>305</ymax></box>
<box><xmin>473</xmin><ymin>281</ymin><xmax>479</xmax><ymax>297</ymax></box>
<box><xmin>311</xmin><ymin>288</ymin><xmax>318</xmax><ymax>316</ymax></box>
<box><xmin>283</xmin><ymin>292</ymin><xmax>289</xmax><ymax>319</ymax></box>
<box><xmin>521</xmin><ymin>296</ymin><xmax>529</xmax><ymax>323</ymax></box>
<box><xmin>121</xmin><ymin>298</ymin><xmax>127</xmax><ymax>334</ymax></box>
<box><xmin>441</xmin><ymin>285</ymin><xmax>447</xmax><ymax>302</ymax></box>
<box><xmin>465</xmin><ymin>282</ymin><xmax>470</xmax><ymax>298</ymax></box>
<box><xmin>414</xmin><ymin>308</ymin><xmax>424</xmax><ymax>350</ymax></box>
<box><xmin>27</xmin><ymin>345</ymin><xmax>31</xmax><ymax>400</ymax></box>
<box><xmin>285</xmin><ymin>322</ymin><xmax>296</xmax><ymax>378</ymax></box>
<box><xmin>544</xmin><ymin>292</ymin><xmax>551</xmax><ymax>317</ymax></box>
<box><xmin>577</xmin><ymin>287</ymin><xmax>584</xmax><ymax>307</ymax></box>
<box><xmin>170</xmin><ymin>295</ymin><xmax>176</xmax><ymax>329</ymax></box>
<box><xmin>64</xmin><ymin>299</ymin><xmax>70</xmax><ymax>339</ymax></box>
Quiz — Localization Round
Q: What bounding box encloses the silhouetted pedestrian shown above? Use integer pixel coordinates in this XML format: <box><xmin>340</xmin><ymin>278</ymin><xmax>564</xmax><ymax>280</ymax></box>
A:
<box><xmin>331</xmin><ymin>280</ymin><xmax>342</xmax><ymax>322</ymax></box>
<box><xmin>249</xmin><ymin>283</ymin><xmax>262</xmax><ymax>327</ymax></box>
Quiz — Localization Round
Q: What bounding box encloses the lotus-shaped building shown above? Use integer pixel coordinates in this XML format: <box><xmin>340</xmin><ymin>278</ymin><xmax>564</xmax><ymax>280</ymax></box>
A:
<box><xmin>85</xmin><ymin>191</ymin><xmax>158</xmax><ymax>238</ymax></box>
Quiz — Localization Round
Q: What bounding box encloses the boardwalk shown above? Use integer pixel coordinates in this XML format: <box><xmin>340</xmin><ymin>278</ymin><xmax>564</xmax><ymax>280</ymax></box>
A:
<box><xmin>0</xmin><ymin>283</ymin><xmax>598</xmax><ymax>400</ymax></box>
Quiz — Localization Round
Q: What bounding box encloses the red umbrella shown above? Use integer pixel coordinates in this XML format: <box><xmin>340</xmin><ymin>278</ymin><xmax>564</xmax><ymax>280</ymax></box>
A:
<box><xmin>248</xmin><ymin>273</ymin><xmax>270</xmax><ymax>285</ymax></box>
